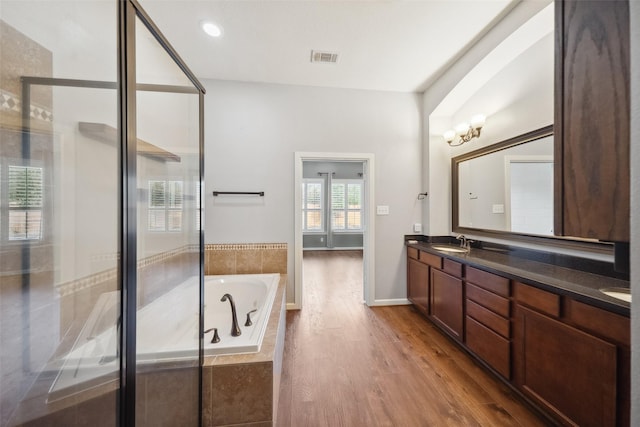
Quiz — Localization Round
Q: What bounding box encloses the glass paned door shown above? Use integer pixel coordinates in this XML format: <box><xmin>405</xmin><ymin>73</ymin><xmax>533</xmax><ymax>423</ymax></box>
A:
<box><xmin>0</xmin><ymin>1</ymin><xmax>120</xmax><ymax>425</ymax></box>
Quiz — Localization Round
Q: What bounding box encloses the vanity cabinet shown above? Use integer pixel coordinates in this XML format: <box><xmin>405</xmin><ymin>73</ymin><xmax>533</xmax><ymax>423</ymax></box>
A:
<box><xmin>406</xmin><ymin>247</ymin><xmax>441</xmax><ymax>315</ymax></box>
<box><xmin>405</xmin><ymin>246</ymin><xmax>630</xmax><ymax>426</ymax></box>
<box><xmin>430</xmin><ymin>261</ymin><xmax>463</xmax><ymax>341</ymax></box>
<box><xmin>407</xmin><ymin>248</ymin><xmax>429</xmax><ymax>315</ymax></box>
<box><xmin>554</xmin><ymin>0</ymin><xmax>630</xmax><ymax>241</ymax></box>
<box><xmin>465</xmin><ymin>267</ymin><xmax>511</xmax><ymax>379</ymax></box>
<box><xmin>513</xmin><ymin>282</ymin><xmax>630</xmax><ymax>426</ymax></box>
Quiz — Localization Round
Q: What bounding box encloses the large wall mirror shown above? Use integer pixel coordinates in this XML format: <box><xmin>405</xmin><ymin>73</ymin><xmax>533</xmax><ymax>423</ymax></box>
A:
<box><xmin>453</xmin><ymin>125</ymin><xmax>553</xmax><ymax>236</ymax></box>
<box><xmin>452</xmin><ymin>125</ymin><xmax>610</xmax><ymax>253</ymax></box>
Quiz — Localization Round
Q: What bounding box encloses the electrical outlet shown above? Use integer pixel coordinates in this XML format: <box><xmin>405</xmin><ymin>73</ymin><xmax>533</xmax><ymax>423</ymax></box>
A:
<box><xmin>413</xmin><ymin>223</ymin><xmax>422</xmax><ymax>233</ymax></box>
<box><xmin>376</xmin><ymin>205</ymin><xmax>390</xmax><ymax>215</ymax></box>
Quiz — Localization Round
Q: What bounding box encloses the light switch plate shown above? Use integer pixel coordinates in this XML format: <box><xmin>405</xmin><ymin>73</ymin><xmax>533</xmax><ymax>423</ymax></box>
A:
<box><xmin>413</xmin><ymin>223</ymin><xmax>422</xmax><ymax>233</ymax></box>
<box><xmin>492</xmin><ymin>204</ymin><xmax>505</xmax><ymax>214</ymax></box>
<box><xmin>376</xmin><ymin>205</ymin><xmax>390</xmax><ymax>215</ymax></box>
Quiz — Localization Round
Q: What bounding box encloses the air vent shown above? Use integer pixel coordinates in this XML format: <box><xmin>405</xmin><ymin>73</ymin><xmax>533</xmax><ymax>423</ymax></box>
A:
<box><xmin>310</xmin><ymin>50</ymin><xmax>338</xmax><ymax>64</ymax></box>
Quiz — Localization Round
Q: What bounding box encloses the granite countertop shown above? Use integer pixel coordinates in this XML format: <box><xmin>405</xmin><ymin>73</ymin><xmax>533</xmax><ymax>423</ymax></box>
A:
<box><xmin>407</xmin><ymin>241</ymin><xmax>630</xmax><ymax>317</ymax></box>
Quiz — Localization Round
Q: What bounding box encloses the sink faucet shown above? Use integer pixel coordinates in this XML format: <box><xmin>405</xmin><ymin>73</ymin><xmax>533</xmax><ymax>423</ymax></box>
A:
<box><xmin>220</xmin><ymin>293</ymin><xmax>241</xmax><ymax>337</ymax></box>
<box><xmin>456</xmin><ymin>234</ymin><xmax>474</xmax><ymax>250</ymax></box>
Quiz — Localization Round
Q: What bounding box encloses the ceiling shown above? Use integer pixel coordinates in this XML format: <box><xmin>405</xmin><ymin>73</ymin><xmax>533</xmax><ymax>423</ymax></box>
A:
<box><xmin>139</xmin><ymin>0</ymin><xmax>515</xmax><ymax>93</ymax></box>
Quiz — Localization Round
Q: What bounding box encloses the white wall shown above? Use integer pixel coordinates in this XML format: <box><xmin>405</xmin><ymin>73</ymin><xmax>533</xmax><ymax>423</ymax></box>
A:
<box><xmin>630</xmin><ymin>1</ymin><xmax>639</xmax><ymax>424</ymax></box>
<box><xmin>422</xmin><ymin>1</ymin><xmax>551</xmax><ymax>239</ymax></box>
<box><xmin>425</xmin><ymin>14</ymin><xmax>553</xmax><ymax>239</ymax></box>
<box><xmin>203</xmin><ymin>80</ymin><xmax>423</xmax><ymax>303</ymax></box>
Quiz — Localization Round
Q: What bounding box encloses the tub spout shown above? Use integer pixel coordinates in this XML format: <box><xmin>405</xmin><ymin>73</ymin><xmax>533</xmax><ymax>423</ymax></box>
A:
<box><xmin>221</xmin><ymin>293</ymin><xmax>241</xmax><ymax>337</ymax></box>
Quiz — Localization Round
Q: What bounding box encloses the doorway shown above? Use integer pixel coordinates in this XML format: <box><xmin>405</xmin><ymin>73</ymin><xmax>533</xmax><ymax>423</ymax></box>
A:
<box><xmin>504</xmin><ymin>156</ymin><xmax>553</xmax><ymax>235</ymax></box>
<box><xmin>293</xmin><ymin>153</ymin><xmax>375</xmax><ymax>309</ymax></box>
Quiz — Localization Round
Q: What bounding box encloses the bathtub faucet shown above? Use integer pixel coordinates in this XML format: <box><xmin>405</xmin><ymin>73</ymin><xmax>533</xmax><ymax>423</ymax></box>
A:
<box><xmin>220</xmin><ymin>293</ymin><xmax>242</xmax><ymax>337</ymax></box>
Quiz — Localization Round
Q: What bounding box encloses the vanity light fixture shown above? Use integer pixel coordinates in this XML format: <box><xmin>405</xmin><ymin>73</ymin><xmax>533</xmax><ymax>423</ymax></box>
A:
<box><xmin>202</xmin><ymin>21</ymin><xmax>223</xmax><ymax>38</ymax></box>
<box><xmin>444</xmin><ymin>114</ymin><xmax>486</xmax><ymax>146</ymax></box>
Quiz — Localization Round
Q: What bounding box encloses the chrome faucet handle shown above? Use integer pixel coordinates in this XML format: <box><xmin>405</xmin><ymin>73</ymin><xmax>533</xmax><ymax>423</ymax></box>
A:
<box><xmin>456</xmin><ymin>234</ymin><xmax>467</xmax><ymax>247</ymax></box>
<box><xmin>466</xmin><ymin>239</ymin><xmax>475</xmax><ymax>249</ymax></box>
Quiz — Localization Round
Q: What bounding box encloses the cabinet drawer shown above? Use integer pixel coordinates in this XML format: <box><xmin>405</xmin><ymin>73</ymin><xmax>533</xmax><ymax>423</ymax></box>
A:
<box><xmin>466</xmin><ymin>283</ymin><xmax>510</xmax><ymax>318</ymax></box>
<box><xmin>514</xmin><ymin>282</ymin><xmax>560</xmax><ymax>318</ymax></box>
<box><xmin>419</xmin><ymin>251</ymin><xmax>442</xmax><ymax>269</ymax></box>
<box><xmin>443</xmin><ymin>258</ymin><xmax>462</xmax><ymax>278</ymax></box>
<box><xmin>407</xmin><ymin>246</ymin><xmax>419</xmax><ymax>260</ymax></box>
<box><xmin>564</xmin><ymin>298</ymin><xmax>630</xmax><ymax>346</ymax></box>
<box><xmin>466</xmin><ymin>267</ymin><xmax>510</xmax><ymax>297</ymax></box>
<box><xmin>466</xmin><ymin>299</ymin><xmax>510</xmax><ymax>339</ymax></box>
<box><xmin>466</xmin><ymin>316</ymin><xmax>511</xmax><ymax>379</ymax></box>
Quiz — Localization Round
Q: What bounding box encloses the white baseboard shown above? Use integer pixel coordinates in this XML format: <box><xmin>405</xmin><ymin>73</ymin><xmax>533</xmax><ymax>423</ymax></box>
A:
<box><xmin>288</xmin><ymin>299</ymin><xmax>410</xmax><ymax>309</ymax></box>
<box><xmin>369</xmin><ymin>298</ymin><xmax>411</xmax><ymax>307</ymax></box>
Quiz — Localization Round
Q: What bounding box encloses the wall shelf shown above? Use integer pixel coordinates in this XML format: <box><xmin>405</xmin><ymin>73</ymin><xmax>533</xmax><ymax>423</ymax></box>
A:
<box><xmin>78</xmin><ymin>122</ymin><xmax>181</xmax><ymax>162</ymax></box>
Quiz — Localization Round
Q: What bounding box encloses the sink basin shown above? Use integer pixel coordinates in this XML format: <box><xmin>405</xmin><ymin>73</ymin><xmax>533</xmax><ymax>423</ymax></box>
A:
<box><xmin>600</xmin><ymin>287</ymin><xmax>631</xmax><ymax>303</ymax></box>
<box><xmin>431</xmin><ymin>245</ymin><xmax>469</xmax><ymax>254</ymax></box>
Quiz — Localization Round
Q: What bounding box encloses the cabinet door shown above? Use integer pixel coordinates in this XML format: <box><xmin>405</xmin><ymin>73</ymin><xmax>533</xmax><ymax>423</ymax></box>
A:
<box><xmin>430</xmin><ymin>269</ymin><xmax>463</xmax><ymax>340</ymax></box>
<box><xmin>513</xmin><ymin>305</ymin><xmax>618</xmax><ymax>427</ymax></box>
<box><xmin>407</xmin><ymin>258</ymin><xmax>429</xmax><ymax>315</ymax></box>
<box><xmin>554</xmin><ymin>0</ymin><xmax>630</xmax><ymax>241</ymax></box>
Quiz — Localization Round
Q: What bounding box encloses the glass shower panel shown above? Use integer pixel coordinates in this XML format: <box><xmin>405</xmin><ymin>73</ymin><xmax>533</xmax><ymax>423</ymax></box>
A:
<box><xmin>0</xmin><ymin>2</ymin><xmax>119</xmax><ymax>426</ymax></box>
<box><xmin>134</xmin><ymin>17</ymin><xmax>201</xmax><ymax>426</ymax></box>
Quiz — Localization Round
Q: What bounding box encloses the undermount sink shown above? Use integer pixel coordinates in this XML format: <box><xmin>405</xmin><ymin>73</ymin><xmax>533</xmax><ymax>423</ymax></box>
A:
<box><xmin>600</xmin><ymin>287</ymin><xmax>631</xmax><ymax>303</ymax></box>
<box><xmin>431</xmin><ymin>245</ymin><xmax>469</xmax><ymax>254</ymax></box>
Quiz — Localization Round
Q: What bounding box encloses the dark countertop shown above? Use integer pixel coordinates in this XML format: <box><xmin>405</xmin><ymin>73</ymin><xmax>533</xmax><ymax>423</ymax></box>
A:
<box><xmin>407</xmin><ymin>241</ymin><xmax>630</xmax><ymax>317</ymax></box>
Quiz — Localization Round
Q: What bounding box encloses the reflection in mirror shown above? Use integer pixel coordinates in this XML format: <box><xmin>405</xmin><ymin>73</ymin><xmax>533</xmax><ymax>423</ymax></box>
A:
<box><xmin>454</xmin><ymin>126</ymin><xmax>554</xmax><ymax>236</ymax></box>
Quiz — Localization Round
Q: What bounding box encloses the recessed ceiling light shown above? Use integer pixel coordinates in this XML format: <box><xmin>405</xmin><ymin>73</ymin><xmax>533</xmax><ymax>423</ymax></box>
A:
<box><xmin>202</xmin><ymin>21</ymin><xmax>223</xmax><ymax>38</ymax></box>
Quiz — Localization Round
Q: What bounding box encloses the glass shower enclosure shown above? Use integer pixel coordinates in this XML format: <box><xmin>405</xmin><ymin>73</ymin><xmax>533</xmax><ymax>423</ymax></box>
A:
<box><xmin>0</xmin><ymin>1</ymin><xmax>204</xmax><ymax>425</ymax></box>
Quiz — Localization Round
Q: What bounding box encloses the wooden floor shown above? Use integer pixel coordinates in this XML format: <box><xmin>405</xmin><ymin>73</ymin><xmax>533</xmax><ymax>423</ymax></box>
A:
<box><xmin>276</xmin><ymin>250</ymin><xmax>548</xmax><ymax>427</ymax></box>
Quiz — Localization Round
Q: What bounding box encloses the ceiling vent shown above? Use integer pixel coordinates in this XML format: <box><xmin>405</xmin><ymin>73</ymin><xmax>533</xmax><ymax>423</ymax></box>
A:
<box><xmin>310</xmin><ymin>50</ymin><xmax>338</xmax><ymax>64</ymax></box>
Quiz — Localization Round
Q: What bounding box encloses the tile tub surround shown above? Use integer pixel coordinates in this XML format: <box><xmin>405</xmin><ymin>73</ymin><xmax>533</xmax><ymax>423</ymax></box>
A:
<box><xmin>202</xmin><ymin>275</ymin><xmax>287</xmax><ymax>427</ymax></box>
<box><xmin>205</xmin><ymin>243</ymin><xmax>287</xmax><ymax>275</ymax></box>
<box><xmin>6</xmin><ymin>246</ymin><xmax>199</xmax><ymax>426</ymax></box>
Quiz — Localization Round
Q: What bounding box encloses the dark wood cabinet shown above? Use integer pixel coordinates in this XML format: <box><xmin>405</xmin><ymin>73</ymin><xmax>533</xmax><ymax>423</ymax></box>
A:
<box><xmin>514</xmin><ymin>305</ymin><xmax>618</xmax><ymax>427</ymax></box>
<box><xmin>407</xmin><ymin>248</ymin><xmax>442</xmax><ymax>315</ymax></box>
<box><xmin>407</xmin><ymin>257</ymin><xmax>429</xmax><ymax>315</ymax></box>
<box><xmin>465</xmin><ymin>269</ymin><xmax>511</xmax><ymax>379</ymax></box>
<box><xmin>430</xmin><ymin>268</ymin><xmax>463</xmax><ymax>340</ymax></box>
<box><xmin>466</xmin><ymin>316</ymin><xmax>510</xmax><ymax>379</ymax></box>
<box><xmin>405</xmin><ymin>248</ymin><xmax>630</xmax><ymax>426</ymax></box>
<box><xmin>513</xmin><ymin>282</ymin><xmax>630</xmax><ymax>426</ymax></box>
<box><xmin>554</xmin><ymin>0</ymin><xmax>630</xmax><ymax>241</ymax></box>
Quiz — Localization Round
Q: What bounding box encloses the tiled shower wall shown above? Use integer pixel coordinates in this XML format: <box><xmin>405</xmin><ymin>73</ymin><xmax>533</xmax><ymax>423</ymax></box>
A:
<box><xmin>205</xmin><ymin>243</ymin><xmax>287</xmax><ymax>275</ymax></box>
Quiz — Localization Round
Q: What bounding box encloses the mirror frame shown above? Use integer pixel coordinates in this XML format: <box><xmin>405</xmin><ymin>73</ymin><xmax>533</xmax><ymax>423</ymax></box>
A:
<box><xmin>452</xmin><ymin>125</ymin><xmax>612</xmax><ymax>255</ymax></box>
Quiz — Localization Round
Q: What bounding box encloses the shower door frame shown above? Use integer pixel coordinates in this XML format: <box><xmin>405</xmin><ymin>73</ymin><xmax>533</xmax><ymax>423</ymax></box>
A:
<box><xmin>119</xmin><ymin>1</ymin><xmax>206</xmax><ymax>425</ymax></box>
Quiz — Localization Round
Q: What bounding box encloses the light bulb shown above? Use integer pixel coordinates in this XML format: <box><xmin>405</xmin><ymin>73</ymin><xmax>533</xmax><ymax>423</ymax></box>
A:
<box><xmin>443</xmin><ymin>130</ymin><xmax>456</xmax><ymax>142</ymax></box>
<box><xmin>455</xmin><ymin>122</ymin><xmax>470</xmax><ymax>135</ymax></box>
<box><xmin>470</xmin><ymin>114</ymin><xmax>486</xmax><ymax>128</ymax></box>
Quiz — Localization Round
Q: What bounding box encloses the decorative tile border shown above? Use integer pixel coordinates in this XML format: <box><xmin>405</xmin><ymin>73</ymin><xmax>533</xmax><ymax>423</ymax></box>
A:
<box><xmin>205</xmin><ymin>243</ymin><xmax>287</xmax><ymax>251</ymax></box>
<box><xmin>56</xmin><ymin>268</ymin><xmax>118</xmax><ymax>297</ymax></box>
<box><xmin>56</xmin><ymin>244</ymin><xmax>197</xmax><ymax>296</ymax></box>
<box><xmin>0</xmin><ymin>89</ymin><xmax>53</xmax><ymax>122</ymax></box>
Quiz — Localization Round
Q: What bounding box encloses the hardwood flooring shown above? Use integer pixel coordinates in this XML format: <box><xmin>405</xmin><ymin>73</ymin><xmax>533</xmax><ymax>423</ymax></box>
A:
<box><xmin>276</xmin><ymin>250</ymin><xmax>548</xmax><ymax>427</ymax></box>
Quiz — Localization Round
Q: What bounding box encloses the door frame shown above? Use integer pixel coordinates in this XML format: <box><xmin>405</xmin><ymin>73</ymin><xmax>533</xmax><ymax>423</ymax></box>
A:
<box><xmin>293</xmin><ymin>152</ymin><xmax>375</xmax><ymax>309</ymax></box>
